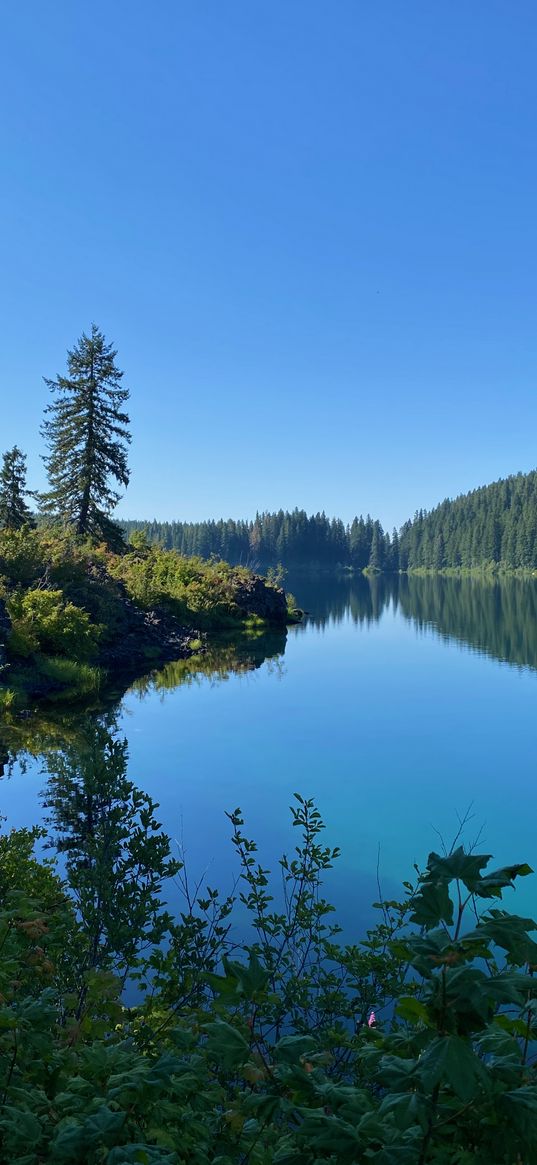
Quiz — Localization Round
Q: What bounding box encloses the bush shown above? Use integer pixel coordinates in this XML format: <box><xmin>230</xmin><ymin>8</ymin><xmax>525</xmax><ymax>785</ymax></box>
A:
<box><xmin>110</xmin><ymin>547</ymin><xmax>258</xmax><ymax>628</ymax></box>
<box><xmin>1</xmin><ymin>787</ymin><xmax>537</xmax><ymax>1163</ymax></box>
<box><xmin>0</xmin><ymin>525</ymin><xmax>46</xmax><ymax>586</ymax></box>
<box><xmin>6</xmin><ymin>589</ymin><xmax>101</xmax><ymax>661</ymax></box>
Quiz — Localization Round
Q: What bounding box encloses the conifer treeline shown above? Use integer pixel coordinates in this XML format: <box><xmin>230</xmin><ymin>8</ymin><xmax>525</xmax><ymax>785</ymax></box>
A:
<box><xmin>397</xmin><ymin>470</ymin><xmax>537</xmax><ymax>570</ymax></box>
<box><xmin>123</xmin><ymin>469</ymin><xmax>537</xmax><ymax>572</ymax></box>
<box><xmin>122</xmin><ymin>511</ymin><xmax>399</xmax><ymax>570</ymax></box>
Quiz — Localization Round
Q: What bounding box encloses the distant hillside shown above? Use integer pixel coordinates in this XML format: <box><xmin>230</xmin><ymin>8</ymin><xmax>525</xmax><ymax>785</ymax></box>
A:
<box><xmin>398</xmin><ymin>469</ymin><xmax>537</xmax><ymax>571</ymax></box>
<box><xmin>123</xmin><ymin>468</ymin><xmax>537</xmax><ymax>573</ymax></box>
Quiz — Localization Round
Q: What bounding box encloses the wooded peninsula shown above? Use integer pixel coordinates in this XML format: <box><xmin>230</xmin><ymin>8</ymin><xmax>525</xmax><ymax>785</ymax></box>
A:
<box><xmin>0</xmin><ymin>327</ymin><xmax>296</xmax><ymax>709</ymax></box>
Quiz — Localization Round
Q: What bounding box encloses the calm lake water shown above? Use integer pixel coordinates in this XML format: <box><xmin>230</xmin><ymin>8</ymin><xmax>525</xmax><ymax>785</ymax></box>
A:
<box><xmin>2</xmin><ymin>573</ymin><xmax>537</xmax><ymax>931</ymax></box>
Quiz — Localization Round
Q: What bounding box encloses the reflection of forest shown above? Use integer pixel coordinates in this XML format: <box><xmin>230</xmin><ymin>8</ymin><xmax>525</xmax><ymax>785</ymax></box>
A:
<box><xmin>0</xmin><ymin>631</ymin><xmax>290</xmax><ymax>959</ymax></box>
<box><xmin>2</xmin><ymin>575</ymin><xmax>537</xmax><ymax>928</ymax></box>
<box><xmin>0</xmin><ymin>627</ymin><xmax>287</xmax><ymax>772</ymax></box>
<box><xmin>3</xmin><ymin>574</ymin><xmax>537</xmax><ymax>776</ymax></box>
<box><xmin>398</xmin><ymin>575</ymin><xmax>537</xmax><ymax>671</ymax></box>
<box><xmin>288</xmin><ymin>573</ymin><xmax>397</xmax><ymax>628</ymax></box>
<box><xmin>129</xmin><ymin>627</ymin><xmax>287</xmax><ymax>696</ymax></box>
<box><xmin>290</xmin><ymin>573</ymin><xmax>537</xmax><ymax>671</ymax></box>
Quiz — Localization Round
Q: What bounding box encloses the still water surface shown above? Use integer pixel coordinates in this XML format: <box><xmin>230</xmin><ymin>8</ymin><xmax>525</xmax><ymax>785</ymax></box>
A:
<box><xmin>2</xmin><ymin>574</ymin><xmax>537</xmax><ymax>929</ymax></box>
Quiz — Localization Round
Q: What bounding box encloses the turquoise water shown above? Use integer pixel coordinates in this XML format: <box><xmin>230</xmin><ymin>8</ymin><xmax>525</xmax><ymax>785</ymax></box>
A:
<box><xmin>2</xmin><ymin>574</ymin><xmax>537</xmax><ymax>929</ymax></box>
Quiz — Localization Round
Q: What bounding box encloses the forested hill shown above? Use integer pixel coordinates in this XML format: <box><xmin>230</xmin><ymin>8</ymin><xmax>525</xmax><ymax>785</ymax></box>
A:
<box><xmin>398</xmin><ymin>469</ymin><xmax>537</xmax><ymax>570</ymax></box>
<box><xmin>123</xmin><ymin>468</ymin><xmax>537</xmax><ymax>572</ymax></box>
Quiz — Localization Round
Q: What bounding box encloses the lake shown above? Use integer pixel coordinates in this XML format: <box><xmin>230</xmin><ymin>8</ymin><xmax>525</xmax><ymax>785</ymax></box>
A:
<box><xmin>2</xmin><ymin>573</ymin><xmax>537</xmax><ymax>933</ymax></box>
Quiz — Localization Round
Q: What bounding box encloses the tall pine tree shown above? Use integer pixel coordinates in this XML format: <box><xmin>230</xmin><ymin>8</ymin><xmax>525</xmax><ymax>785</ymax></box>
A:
<box><xmin>41</xmin><ymin>325</ymin><xmax>131</xmax><ymax>548</ymax></box>
<box><xmin>0</xmin><ymin>446</ymin><xmax>35</xmax><ymax>529</ymax></box>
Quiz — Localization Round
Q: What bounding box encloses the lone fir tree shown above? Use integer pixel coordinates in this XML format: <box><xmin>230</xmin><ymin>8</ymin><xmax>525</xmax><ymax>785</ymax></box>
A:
<box><xmin>0</xmin><ymin>446</ymin><xmax>35</xmax><ymax>529</ymax></box>
<box><xmin>41</xmin><ymin>325</ymin><xmax>131</xmax><ymax>548</ymax></box>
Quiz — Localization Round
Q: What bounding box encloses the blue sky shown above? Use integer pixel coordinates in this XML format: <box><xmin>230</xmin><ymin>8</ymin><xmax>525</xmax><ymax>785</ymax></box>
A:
<box><xmin>1</xmin><ymin>1</ymin><xmax>537</xmax><ymax>529</ymax></box>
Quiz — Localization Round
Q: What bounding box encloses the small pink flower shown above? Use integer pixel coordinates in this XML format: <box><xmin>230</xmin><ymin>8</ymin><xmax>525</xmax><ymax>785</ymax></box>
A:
<box><xmin>367</xmin><ymin>1010</ymin><xmax>376</xmax><ymax>1027</ymax></box>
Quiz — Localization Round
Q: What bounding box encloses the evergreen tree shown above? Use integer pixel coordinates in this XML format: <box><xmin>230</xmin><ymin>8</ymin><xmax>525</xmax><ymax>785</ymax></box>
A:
<box><xmin>368</xmin><ymin>521</ymin><xmax>384</xmax><ymax>570</ymax></box>
<box><xmin>0</xmin><ymin>446</ymin><xmax>35</xmax><ymax>529</ymax></box>
<box><xmin>41</xmin><ymin>325</ymin><xmax>131</xmax><ymax>548</ymax></box>
<box><xmin>433</xmin><ymin>531</ymin><xmax>445</xmax><ymax>570</ymax></box>
<box><xmin>390</xmin><ymin>527</ymin><xmax>400</xmax><ymax>571</ymax></box>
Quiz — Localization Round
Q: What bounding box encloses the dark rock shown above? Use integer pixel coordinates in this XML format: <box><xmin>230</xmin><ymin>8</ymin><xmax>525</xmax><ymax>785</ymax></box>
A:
<box><xmin>96</xmin><ymin>592</ymin><xmax>197</xmax><ymax>672</ymax></box>
<box><xmin>232</xmin><ymin>576</ymin><xmax>288</xmax><ymax>625</ymax></box>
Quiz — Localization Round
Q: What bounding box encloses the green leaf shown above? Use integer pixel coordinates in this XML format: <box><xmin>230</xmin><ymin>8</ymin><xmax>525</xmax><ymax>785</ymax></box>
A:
<box><xmin>418</xmin><ymin>1035</ymin><xmax>487</xmax><ymax>1101</ymax></box>
<box><xmin>377</xmin><ymin>1055</ymin><xmax>417</xmax><ymax>1089</ymax></box>
<box><xmin>108</xmin><ymin>1145</ymin><xmax>176</xmax><ymax>1164</ymax></box>
<box><xmin>0</xmin><ymin>1107</ymin><xmax>41</xmax><ymax>1147</ymax></box>
<box><xmin>476</xmin><ymin>863</ymin><xmax>533</xmax><ymax>898</ymax></box>
<box><xmin>474</xmin><ymin>910</ymin><xmax>537</xmax><ymax>965</ymax></box>
<box><xmin>486</xmin><ymin>971</ymin><xmax>536</xmax><ymax>1006</ymax></box>
<box><xmin>426</xmin><ymin>847</ymin><xmax>492</xmax><ymax>891</ymax></box>
<box><xmin>379</xmin><ymin>1090</ymin><xmax>429</xmax><ymax>1132</ymax></box>
<box><xmin>203</xmin><ymin>1018</ymin><xmax>250</xmax><ymax>1069</ymax></box>
<box><xmin>396</xmin><ymin>996</ymin><xmax>431</xmax><ymax>1026</ymax></box>
<box><xmin>409</xmin><ymin>879</ymin><xmax>454</xmax><ymax>929</ymax></box>
<box><xmin>274</xmin><ymin>1035</ymin><xmax>317</xmax><ymax>1065</ymax></box>
<box><xmin>503</xmin><ymin>1086</ymin><xmax>537</xmax><ymax>1146</ymax></box>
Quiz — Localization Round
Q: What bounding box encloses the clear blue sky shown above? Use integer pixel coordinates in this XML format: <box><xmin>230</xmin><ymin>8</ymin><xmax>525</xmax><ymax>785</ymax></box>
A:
<box><xmin>2</xmin><ymin>1</ymin><xmax>537</xmax><ymax>530</ymax></box>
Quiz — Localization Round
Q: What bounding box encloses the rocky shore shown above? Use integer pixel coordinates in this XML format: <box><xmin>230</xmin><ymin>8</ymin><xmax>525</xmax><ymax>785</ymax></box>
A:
<box><xmin>0</xmin><ymin>564</ymin><xmax>292</xmax><ymax>703</ymax></box>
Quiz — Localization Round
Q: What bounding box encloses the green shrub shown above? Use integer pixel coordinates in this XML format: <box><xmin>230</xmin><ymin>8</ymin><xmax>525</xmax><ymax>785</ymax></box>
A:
<box><xmin>0</xmin><ymin>525</ymin><xmax>46</xmax><ymax>585</ymax></box>
<box><xmin>109</xmin><ymin>548</ymin><xmax>253</xmax><ymax>627</ymax></box>
<box><xmin>6</xmin><ymin>589</ymin><xmax>100</xmax><ymax>661</ymax></box>
<box><xmin>1</xmin><ymin>783</ymin><xmax>537</xmax><ymax>1164</ymax></box>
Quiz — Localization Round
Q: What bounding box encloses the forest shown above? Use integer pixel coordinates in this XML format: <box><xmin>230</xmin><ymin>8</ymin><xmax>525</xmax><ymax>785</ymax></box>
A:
<box><xmin>123</xmin><ymin>469</ymin><xmax>537</xmax><ymax>573</ymax></box>
<box><xmin>397</xmin><ymin>470</ymin><xmax>537</xmax><ymax>571</ymax></box>
<box><xmin>3</xmin><ymin>323</ymin><xmax>537</xmax><ymax>577</ymax></box>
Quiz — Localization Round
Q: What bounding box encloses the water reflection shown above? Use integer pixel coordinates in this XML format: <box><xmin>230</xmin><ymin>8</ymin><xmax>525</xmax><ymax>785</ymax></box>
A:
<box><xmin>129</xmin><ymin>628</ymin><xmax>287</xmax><ymax>697</ymax></box>
<box><xmin>3</xmin><ymin>576</ymin><xmax>537</xmax><ymax>772</ymax></box>
<box><xmin>0</xmin><ymin>627</ymin><xmax>288</xmax><ymax>770</ymax></box>
<box><xmin>3</xmin><ymin>573</ymin><xmax>537</xmax><ymax>942</ymax></box>
<box><xmin>290</xmin><ymin>573</ymin><xmax>537</xmax><ymax>672</ymax></box>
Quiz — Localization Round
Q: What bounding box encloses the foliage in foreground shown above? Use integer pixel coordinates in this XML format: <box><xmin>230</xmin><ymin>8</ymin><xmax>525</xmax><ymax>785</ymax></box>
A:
<box><xmin>1</xmin><ymin>746</ymin><xmax>537</xmax><ymax>1163</ymax></box>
